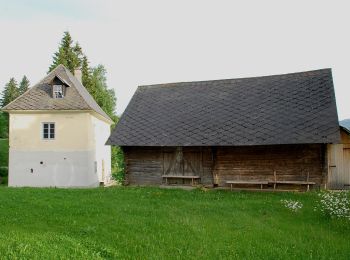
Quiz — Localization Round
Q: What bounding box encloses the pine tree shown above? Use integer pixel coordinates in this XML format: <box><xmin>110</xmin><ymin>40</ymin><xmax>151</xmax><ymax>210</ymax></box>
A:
<box><xmin>18</xmin><ymin>75</ymin><xmax>30</xmax><ymax>94</ymax></box>
<box><xmin>49</xmin><ymin>31</ymin><xmax>82</xmax><ymax>73</ymax></box>
<box><xmin>81</xmin><ymin>55</ymin><xmax>93</xmax><ymax>94</ymax></box>
<box><xmin>0</xmin><ymin>78</ymin><xmax>19</xmax><ymax>107</ymax></box>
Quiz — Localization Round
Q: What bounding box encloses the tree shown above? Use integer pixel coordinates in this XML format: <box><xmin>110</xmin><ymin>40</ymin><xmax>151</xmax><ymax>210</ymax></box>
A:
<box><xmin>1</xmin><ymin>78</ymin><xmax>19</xmax><ymax>107</ymax></box>
<box><xmin>18</xmin><ymin>75</ymin><xmax>30</xmax><ymax>94</ymax></box>
<box><xmin>90</xmin><ymin>65</ymin><xmax>117</xmax><ymax>120</ymax></box>
<box><xmin>81</xmin><ymin>55</ymin><xmax>93</xmax><ymax>94</ymax></box>
<box><xmin>49</xmin><ymin>31</ymin><xmax>82</xmax><ymax>73</ymax></box>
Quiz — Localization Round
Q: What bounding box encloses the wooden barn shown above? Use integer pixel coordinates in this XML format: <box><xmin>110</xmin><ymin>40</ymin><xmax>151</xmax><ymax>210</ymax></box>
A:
<box><xmin>108</xmin><ymin>69</ymin><xmax>344</xmax><ymax>190</ymax></box>
<box><xmin>327</xmin><ymin>125</ymin><xmax>350</xmax><ymax>189</ymax></box>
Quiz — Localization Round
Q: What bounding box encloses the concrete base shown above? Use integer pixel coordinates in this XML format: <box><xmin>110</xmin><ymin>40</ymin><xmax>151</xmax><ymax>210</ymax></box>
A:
<box><xmin>9</xmin><ymin>150</ymin><xmax>99</xmax><ymax>187</ymax></box>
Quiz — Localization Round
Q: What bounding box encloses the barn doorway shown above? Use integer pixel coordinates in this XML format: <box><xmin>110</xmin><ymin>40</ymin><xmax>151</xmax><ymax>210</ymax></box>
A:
<box><xmin>344</xmin><ymin>148</ymin><xmax>350</xmax><ymax>188</ymax></box>
<box><xmin>163</xmin><ymin>147</ymin><xmax>201</xmax><ymax>185</ymax></box>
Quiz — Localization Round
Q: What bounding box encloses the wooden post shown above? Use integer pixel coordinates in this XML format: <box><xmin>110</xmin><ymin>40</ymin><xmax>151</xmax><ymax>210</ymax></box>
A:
<box><xmin>274</xmin><ymin>170</ymin><xmax>277</xmax><ymax>190</ymax></box>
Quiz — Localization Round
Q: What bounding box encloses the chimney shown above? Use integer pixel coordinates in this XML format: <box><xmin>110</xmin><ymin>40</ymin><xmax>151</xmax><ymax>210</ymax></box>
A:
<box><xmin>74</xmin><ymin>69</ymin><xmax>82</xmax><ymax>83</ymax></box>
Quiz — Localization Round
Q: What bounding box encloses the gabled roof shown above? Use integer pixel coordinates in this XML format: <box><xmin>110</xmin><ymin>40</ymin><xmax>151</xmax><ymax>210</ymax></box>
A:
<box><xmin>107</xmin><ymin>68</ymin><xmax>340</xmax><ymax>146</ymax></box>
<box><xmin>2</xmin><ymin>64</ymin><xmax>112</xmax><ymax>123</ymax></box>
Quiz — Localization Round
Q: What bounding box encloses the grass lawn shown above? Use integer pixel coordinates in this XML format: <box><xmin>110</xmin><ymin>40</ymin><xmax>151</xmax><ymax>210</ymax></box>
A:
<box><xmin>0</xmin><ymin>187</ymin><xmax>349</xmax><ymax>259</ymax></box>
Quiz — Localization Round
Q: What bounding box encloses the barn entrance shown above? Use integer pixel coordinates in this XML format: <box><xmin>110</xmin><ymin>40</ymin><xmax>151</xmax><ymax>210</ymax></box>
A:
<box><xmin>162</xmin><ymin>147</ymin><xmax>201</xmax><ymax>185</ymax></box>
<box><xmin>344</xmin><ymin>148</ymin><xmax>350</xmax><ymax>188</ymax></box>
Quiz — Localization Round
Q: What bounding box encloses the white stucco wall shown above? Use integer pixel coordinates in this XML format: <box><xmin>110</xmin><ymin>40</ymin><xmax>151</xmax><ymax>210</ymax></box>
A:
<box><xmin>91</xmin><ymin>114</ymin><xmax>112</xmax><ymax>183</ymax></box>
<box><xmin>8</xmin><ymin>111</ymin><xmax>111</xmax><ymax>188</ymax></box>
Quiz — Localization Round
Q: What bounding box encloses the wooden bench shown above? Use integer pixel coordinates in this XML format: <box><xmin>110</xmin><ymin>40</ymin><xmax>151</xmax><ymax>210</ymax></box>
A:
<box><xmin>226</xmin><ymin>180</ymin><xmax>268</xmax><ymax>190</ymax></box>
<box><xmin>271</xmin><ymin>171</ymin><xmax>315</xmax><ymax>191</ymax></box>
<box><xmin>162</xmin><ymin>175</ymin><xmax>200</xmax><ymax>185</ymax></box>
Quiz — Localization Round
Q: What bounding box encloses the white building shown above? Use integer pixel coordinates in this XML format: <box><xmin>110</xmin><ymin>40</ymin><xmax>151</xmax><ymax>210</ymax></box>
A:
<box><xmin>2</xmin><ymin>64</ymin><xmax>113</xmax><ymax>187</ymax></box>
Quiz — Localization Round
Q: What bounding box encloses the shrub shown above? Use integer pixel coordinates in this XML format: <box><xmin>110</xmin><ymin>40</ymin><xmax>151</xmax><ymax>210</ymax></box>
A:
<box><xmin>111</xmin><ymin>146</ymin><xmax>125</xmax><ymax>185</ymax></box>
<box><xmin>315</xmin><ymin>191</ymin><xmax>350</xmax><ymax>219</ymax></box>
<box><xmin>0</xmin><ymin>167</ymin><xmax>8</xmax><ymax>177</ymax></box>
<box><xmin>281</xmin><ymin>199</ymin><xmax>303</xmax><ymax>212</ymax></box>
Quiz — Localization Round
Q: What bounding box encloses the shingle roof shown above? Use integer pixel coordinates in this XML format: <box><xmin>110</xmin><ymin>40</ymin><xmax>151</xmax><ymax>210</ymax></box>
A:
<box><xmin>2</xmin><ymin>64</ymin><xmax>112</xmax><ymax>122</ymax></box>
<box><xmin>107</xmin><ymin>68</ymin><xmax>340</xmax><ymax>146</ymax></box>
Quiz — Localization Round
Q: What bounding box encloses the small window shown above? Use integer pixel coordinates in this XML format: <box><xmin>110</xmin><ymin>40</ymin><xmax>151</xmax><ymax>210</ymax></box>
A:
<box><xmin>43</xmin><ymin>123</ymin><xmax>55</xmax><ymax>140</ymax></box>
<box><xmin>53</xmin><ymin>85</ymin><xmax>64</xmax><ymax>99</ymax></box>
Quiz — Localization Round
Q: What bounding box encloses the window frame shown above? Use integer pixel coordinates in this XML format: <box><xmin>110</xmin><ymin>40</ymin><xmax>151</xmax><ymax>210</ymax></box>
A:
<box><xmin>53</xmin><ymin>84</ymin><xmax>64</xmax><ymax>99</ymax></box>
<box><xmin>42</xmin><ymin>122</ymin><xmax>55</xmax><ymax>140</ymax></box>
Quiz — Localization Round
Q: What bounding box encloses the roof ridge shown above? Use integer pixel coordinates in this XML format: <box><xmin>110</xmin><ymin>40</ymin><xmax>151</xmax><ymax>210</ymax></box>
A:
<box><xmin>138</xmin><ymin>68</ymin><xmax>332</xmax><ymax>89</ymax></box>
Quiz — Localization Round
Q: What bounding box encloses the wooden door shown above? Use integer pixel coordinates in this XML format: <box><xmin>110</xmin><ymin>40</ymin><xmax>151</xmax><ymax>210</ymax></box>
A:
<box><xmin>163</xmin><ymin>147</ymin><xmax>201</xmax><ymax>184</ymax></box>
<box><xmin>343</xmin><ymin>148</ymin><xmax>350</xmax><ymax>187</ymax></box>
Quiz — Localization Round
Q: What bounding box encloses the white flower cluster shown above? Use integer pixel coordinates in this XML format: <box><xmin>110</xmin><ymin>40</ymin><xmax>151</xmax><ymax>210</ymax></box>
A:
<box><xmin>316</xmin><ymin>191</ymin><xmax>350</xmax><ymax>219</ymax></box>
<box><xmin>281</xmin><ymin>199</ymin><xmax>303</xmax><ymax>212</ymax></box>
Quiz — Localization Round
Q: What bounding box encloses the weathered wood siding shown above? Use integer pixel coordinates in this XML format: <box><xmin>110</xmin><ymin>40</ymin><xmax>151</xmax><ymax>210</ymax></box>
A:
<box><xmin>124</xmin><ymin>144</ymin><xmax>327</xmax><ymax>188</ymax></box>
<box><xmin>213</xmin><ymin>144</ymin><xmax>326</xmax><ymax>188</ymax></box>
<box><xmin>124</xmin><ymin>147</ymin><xmax>163</xmax><ymax>185</ymax></box>
<box><xmin>327</xmin><ymin>129</ymin><xmax>350</xmax><ymax>189</ymax></box>
<box><xmin>123</xmin><ymin>147</ymin><xmax>213</xmax><ymax>186</ymax></box>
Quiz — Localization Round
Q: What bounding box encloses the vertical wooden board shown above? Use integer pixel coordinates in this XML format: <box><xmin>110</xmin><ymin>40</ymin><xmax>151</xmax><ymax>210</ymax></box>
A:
<box><xmin>183</xmin><ymin>148</ymin><xmax>201</xmax><ymax>176</ymax></box>
<box><xmin>163</xmin><ymin>147</ymin><xmax>183</xmax><ymax>176</ymax></box>
<box><xmin>343</xmin><ymin>148</ymin><xmax>350</xmax><ymax>187</ymax></box>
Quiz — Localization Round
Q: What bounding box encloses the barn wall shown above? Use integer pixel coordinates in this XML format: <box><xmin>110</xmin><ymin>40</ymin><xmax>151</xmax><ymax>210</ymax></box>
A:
<box><xmin>124</xmin><ymin>144</ymin><xmax>326</xmax><ymax>189</ymax></box>
<box><xmin>213</xmin><ymin>144</ymin><xmax>326</xmax><ymax>188</ymax></box>
<box><xmin>123</xmin><ymin>147</ymin><xmax>213</xmax><ymax>186</ymax></box>
<box><xmin>327</xmin><ymin>128</ymin><xmax>350</xmax><ymax>189</ymax></box>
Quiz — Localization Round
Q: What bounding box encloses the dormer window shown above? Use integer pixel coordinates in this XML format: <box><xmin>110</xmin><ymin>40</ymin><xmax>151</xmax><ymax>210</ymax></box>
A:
<box><xmin>53</xmin><ymin>85</ymin><xmax>64</xmax><ymax>99</ymax></box>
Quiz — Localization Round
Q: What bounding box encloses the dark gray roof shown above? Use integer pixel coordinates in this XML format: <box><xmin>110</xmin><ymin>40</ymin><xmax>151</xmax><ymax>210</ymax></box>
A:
<box><xmin>107</xmin><ymin>68</ymin><xmax>340</xmax><ymax>146</ymax></box>
<box><xmin>2</xmin><ymin>64</ymin><xmax>112</xmax><ymax>122</ymax></box>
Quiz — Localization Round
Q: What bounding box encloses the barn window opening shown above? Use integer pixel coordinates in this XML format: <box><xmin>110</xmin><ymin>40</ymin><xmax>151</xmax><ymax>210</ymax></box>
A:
<box><xmin>43</xmin><ymin>123</ymin><xmax>55</xmax><ymax>140</ymax></box>
<box><xmin>53</xmin><ymin>85</ymin><xmax>64</xmax><ymax>98</ymax></box>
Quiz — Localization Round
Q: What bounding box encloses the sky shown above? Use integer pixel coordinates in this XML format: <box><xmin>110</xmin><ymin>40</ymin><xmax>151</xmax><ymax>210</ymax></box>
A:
<box><xmin>0</xmin><ymin>0</ymin><xmax>349</xmax><ymax>119</ymax></box>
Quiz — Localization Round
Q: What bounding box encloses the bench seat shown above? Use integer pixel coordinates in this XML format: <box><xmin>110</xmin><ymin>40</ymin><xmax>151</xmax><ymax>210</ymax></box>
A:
<box><xmin>272</xmin><ymin>181</ymin><xmax>315</xmax><ymax>185</ymax></box>
<box><xmin>162</xmin><ymin>175</ymin><xmax>200</xmax><ymax>185</ymax></box>
<box><xmin>226</xmin><ymin>180</ymin><xmax>268</xmax><ymax>190</ymax></box>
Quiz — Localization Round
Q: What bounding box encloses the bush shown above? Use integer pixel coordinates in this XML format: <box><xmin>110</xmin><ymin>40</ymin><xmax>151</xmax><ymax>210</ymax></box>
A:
<box><xmin>0</xmin><ymin>167</ymin><xmax>8</xmax><ymax>177</ymax></box>
<box><xmin>0</xmin><ymin>112</ymin><xmax>9</xmax><ymax>139</ymax></box>
<box><xmin>0</xmin><ymin>167</ymin><xmax>8</xmax><ymax>185</ymax></box>
<box><xmin>111</xmin><ymin>146</ymin><xmax>125</xmax><ymax>185</ymax></box>
<box><xmin>315</xmin><ymin>191</ymin><xmax>350</xmax><ymax>219</ymax></box>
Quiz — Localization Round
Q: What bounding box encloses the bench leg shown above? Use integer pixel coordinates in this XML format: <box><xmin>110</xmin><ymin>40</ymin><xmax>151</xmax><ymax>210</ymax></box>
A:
<box><xmin>230</xmin><ymin>184</ymin><xmax>232</xmax><ymax>191</ymax></box>
<box><xmin>307</xmin><ymin>184</ymin><xmax>310</xmax><ymax>192</ymax></box>
<box><xmin>261</xmin><ymin>184</ymin><xmax>263</xmax><ymax>190</ymax></box>
<box><xmin>165</xmin><ymin>178</ymin><xmax>167</xmax><ymax>185</ymax></box>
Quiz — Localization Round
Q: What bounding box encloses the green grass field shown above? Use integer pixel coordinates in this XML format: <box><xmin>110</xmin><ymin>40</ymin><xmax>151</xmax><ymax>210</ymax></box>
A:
<box><xmin>0</xmin><ymin>187</ymin><xmax>349</xmax><ymax>259</ymax></box>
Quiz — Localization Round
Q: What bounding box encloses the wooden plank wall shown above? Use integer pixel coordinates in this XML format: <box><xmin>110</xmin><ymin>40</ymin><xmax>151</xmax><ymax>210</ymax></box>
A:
<box><xmin>213</xmin><ymin>144</ymin><xmax>326</xmax><ymax>188</ymax></box>
<box><xmin>327</xmin><ymin>129</ymin><xmax>350</xmax><ymax>189</ymax></box>
<box><xmin>123</xmin><ymin>147</ymin><xmax>163</xmax><ymax>185</ymax></box>
<box><xmin>123</xmin><ymin>147</ymin><xmax>213</xmax><ymax>186</ymax></box>
<box><xmin>124</xmin><ymin>144</ymin><xmax>326</xmax><ymax>188</ymax></box>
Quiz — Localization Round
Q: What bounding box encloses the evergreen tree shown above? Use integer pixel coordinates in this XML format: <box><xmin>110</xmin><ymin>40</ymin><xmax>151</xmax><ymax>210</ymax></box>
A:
<box><xmin>49</xmin><ymin>31</ymin><xmax>82</xmax><ymax>73</ymax></box>
<box><xmin>18</xmin><ymin>75</ymin><xmax>30</xmax><ymax>94</ymax></box>
<box><xmin>81</xmin><ymin>55</ymin><xmax>93</xmax><ymax>94</ymax></box>
<box><xmin>1</xmin><ymin>78</ymin><xmax>19</xmax><ymax>107</ymax></box>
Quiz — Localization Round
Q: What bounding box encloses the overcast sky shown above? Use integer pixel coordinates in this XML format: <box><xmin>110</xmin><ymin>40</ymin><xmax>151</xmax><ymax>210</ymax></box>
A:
<box><xmin>0</xmin><ymin>0</ymin><xmax>349</xmax><ymax>119</ymax></box>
